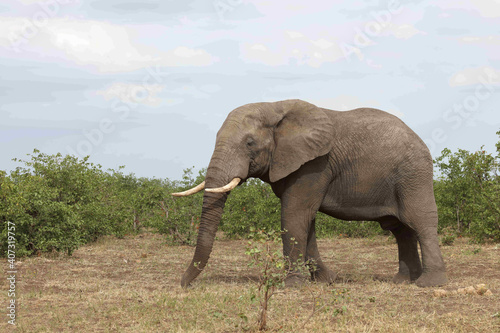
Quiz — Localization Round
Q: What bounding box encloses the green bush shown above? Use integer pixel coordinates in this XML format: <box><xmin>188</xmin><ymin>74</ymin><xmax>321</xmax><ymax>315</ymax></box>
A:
<box><xmin>434</xmin><ymin>130</ymin><xmax>500</xmax><ymax>242</ymax></box>
<box><xmin>221</xmin><ymin>179</ymin><xmax>281</xmax><ymax>237</ymax></box>
<box><xmin>144</xmin><ymin>168</ymin><xmax>204</xmax><ymax>246</ymax></box>
<box><xmin>0</xmin><ymin>151</ymin><xmax>162</xmax><ymax>256</ymax></box>
<box><xmin>1</xmin><ymin>169</ymin><xmax>81</xmax><ymax>256</ymax></box>
<box><xmin>0</xmin><ymin>151</ymin><xmax>120</xmax><ymax>255</ymax></box>
<box><xmin>0</xmin><ymin>154</ymin><xmax>205</xmax><ymax>256</ymax></box>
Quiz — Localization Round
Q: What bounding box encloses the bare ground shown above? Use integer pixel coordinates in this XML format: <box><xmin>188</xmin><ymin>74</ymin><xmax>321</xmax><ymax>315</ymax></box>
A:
<box><xmin>2</xmin><ymin>233</ymin><xmax>499</xmax><ymax>332</ymax></box>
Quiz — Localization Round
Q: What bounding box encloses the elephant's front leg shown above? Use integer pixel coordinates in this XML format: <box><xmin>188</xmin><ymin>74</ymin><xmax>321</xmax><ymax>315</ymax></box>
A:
<box><xmin>274</xmin><ymin>157</ymin><xmax>332</xmax><ymax>286</ymax></box>
<box><xmin>306</xmin><ymin>219</ymin><xmax>337</xmax><ymax>284</ymax></box>
<box><xmin>279</xmin><ymin>182</ymin><xmax>330</xmax><ymax>285</ymax></box>
<box><xmin>281</xmin><ymin>196</ymin><xmax>319</xmax><ymax>286</ymax></box>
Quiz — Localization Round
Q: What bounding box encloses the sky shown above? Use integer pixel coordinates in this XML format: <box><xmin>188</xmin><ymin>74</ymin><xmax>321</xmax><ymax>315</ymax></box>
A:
<box><xmin>1</xmin><ymin>0</ymin><xmax>499</xmax><ymax>180</ymax></box>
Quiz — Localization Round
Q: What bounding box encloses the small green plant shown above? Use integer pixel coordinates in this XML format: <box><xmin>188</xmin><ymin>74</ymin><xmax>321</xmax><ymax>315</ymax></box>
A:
<box><xmin>440</xmin><ymin>226</ymin><xmax>457</xmax><ymax>246</ymax></box>
<box><xmin>329</xmin><ymin>288</ymin><xmax>351</xmax><ymax>316</ymax></box>
<box><xmin>245</xmin><ymin>228</ymin><xmax>288</xmax><ymax>331</ymax></box>
<box><xmin>462</xmin><ymin>247</ymin><xmax>482</xmax><ymax>255</ymax></box>
<box><xmin>300</xmin><ymin>287</ymin><xmax>351</xmax><ymax>329</ymax></box>
<box><xmin>244</xmin><ymin>228</ymin><xmax>328</xmax><ymax>331</ymax></box>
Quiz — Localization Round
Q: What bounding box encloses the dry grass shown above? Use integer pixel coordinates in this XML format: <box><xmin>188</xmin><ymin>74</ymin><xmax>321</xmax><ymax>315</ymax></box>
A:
<box><xmin>2</xmin><ymin>233</ymin><xmax>499</xmax><ymax>332</ymax></box>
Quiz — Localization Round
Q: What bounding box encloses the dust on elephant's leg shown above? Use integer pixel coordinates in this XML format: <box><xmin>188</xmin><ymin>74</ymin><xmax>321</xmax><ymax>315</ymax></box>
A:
<box><xmin>306</xmin><ymin>218</ymin><xmax>336</xmax><ymax>284</ymax></box>
<box><xmin>390</xmin><ymin>222</ymin><xmax>422</xmax><ymax>284</ymax></box>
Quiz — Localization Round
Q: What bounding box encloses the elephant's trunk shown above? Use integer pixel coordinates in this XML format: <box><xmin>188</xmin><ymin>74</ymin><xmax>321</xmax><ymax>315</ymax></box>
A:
<box><xmin>180</xmin><ymin>138</ymin><xmax>248</xmax><ymax>288</ymax></box>
<box><xmin>181</xmin><ymin>190</ymin><xmax>228</xmax><ymax>288</ymax></box>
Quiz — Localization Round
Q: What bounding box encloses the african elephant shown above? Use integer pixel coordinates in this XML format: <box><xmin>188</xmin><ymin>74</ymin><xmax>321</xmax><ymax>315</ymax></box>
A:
<box><xmin>173</xmin><ymin>99</ymin><xmax>447</xmax><ymax>288</ymax></box>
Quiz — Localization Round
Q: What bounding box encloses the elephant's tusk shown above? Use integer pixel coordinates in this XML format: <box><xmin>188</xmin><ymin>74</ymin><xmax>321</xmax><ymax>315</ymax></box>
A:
<box><xmin>205</xmin><ymin>178</ymin><xmax>241</xmax><ymax>193</ymax></box>
<box><xmin>172</xmin><ymin>181</ymin><xmax>206</xmax><ymax>197</ymax></box>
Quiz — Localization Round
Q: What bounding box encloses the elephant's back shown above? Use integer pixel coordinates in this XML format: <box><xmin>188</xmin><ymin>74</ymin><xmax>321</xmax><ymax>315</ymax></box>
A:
<box><xmin>324</xmin><ymin>107</ymin><xmax>434</xmax><ymax>179</ymax></box>
<box><xmin>323</xmin><ymin>107</ymin><xmax>407</xmax><ymax>130</ymax></box>
<box><xmin>325</xmin><ymin>107</ymin><xmax>429</xmax><ymax>155</ymax></box>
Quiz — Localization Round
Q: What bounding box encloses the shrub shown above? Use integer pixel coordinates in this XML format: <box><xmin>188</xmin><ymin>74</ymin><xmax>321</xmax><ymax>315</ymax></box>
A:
<box><xmin>221</xmin><ymin>179</ymin><xmax>281</xmax><ymax>237</ymax></box>
<box><xmin>245</xmin><ymin>229</ymin><xmax>289</xmax><ymax>331</ymax></box>
<box><xmin>0</xmin><ymin>151</ymin><xmax>121</xmax><ymax>255</ymax></box>
<box><xmin>440</xmin><ymin>226</ymin><xmax>456</xmax><ymax>246</ymax></box>
<box><xmin>0</xmin><ymin>151</ymin><xmax>159</xmax><ymax>256</ymax></box>
<box><xmin>434</xmin><ymin>130</ymin><xmax>500</xmax><ymax>242</ymax></box>
<box><xmin>145</xmin><ymin>168</ymin><xmax>204</xmax><ymax>246</ymax></box>
<box><xmin>0</xmin><ymin>154</ymin><xmax>206</xmax><ymax>256</ymax></box>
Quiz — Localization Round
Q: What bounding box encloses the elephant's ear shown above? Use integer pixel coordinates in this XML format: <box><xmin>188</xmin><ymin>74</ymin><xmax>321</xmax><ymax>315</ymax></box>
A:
<box><xmin>269</xmin><ymin>102</ymin><xmax>334</xmax><ymax>183</ymax></box>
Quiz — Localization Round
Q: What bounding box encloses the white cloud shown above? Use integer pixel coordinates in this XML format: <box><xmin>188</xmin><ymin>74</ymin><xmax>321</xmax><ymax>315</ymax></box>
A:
<box><xmin>432</xmin><ymin>0</ymin><xmax>500</xmax><ymax>18</ymax></box>
<box><xmin>249</xmin><ymin>44</ymin><xmax>268</xmax><ymax>51</ymax></box>
<box><xmin>459</xmin><ymin>36</ymin><xmax>500</xmax><ymax>45</ymax></box>
<box><xmin>251</xmin><ymin>0</ymin><xmax>336</xmax><ymax>17</ymax></box>
<box><xmin>469</xmin><ymin>0</ymin><xmax>500</xmax><ymax>18</ymax></box>
<box><xmin>285</xmin><ymin>31</ymin><xmax>304</xmax><ymax>39</ymax></box>
<box><xmin>384</xmin><ymin>23</ymin><xmax>423</xmax><ymax>40</ymax></box>
<box><xmin>96</xmin><ymin>81</ymin><xmax>215</xmax><ymax>106</ymax></box>
<box><xmin>165</xmin><ymin>46</ymin><xmax>215</xmax><ymax>66</ymax></box>
<box><xmin>0</xmin><ymin>17</ymin><xmax>217</xmax><ymax>72</ymax></box>
<box><xmin>15</xmin><ymin>0</ymin><xmax>80</xmax><ymax>5</ymax></box>
<box><xmin>17</xmin><ymin>0</ymin><xmax>62</xmax><ymax>3</ymax></box>
<box><xmin>97</xmin><ymin>83</ymin><xmax>165</xmax><ymax>106</ymax></box>
<box><xmin>46</xmin><ymin>20</ymin><xmax>154</xmax><ymax>71</ymax></box>
<box><xmin>169</xmin><ymin>85</ymin><xmax>212</xmax><ymax>99</ymax></box>
<box><xmin>240</xmin><ymin>31</ymin><xmax>345</xmax><ymax>67</ymax></box>
<box><xmin>172</xmin><ymin>46</ymin><xmax>208</xmax><ymax>59</ymax></box>
<box><xmin>311</xmin><ymin>38</ymin><xmax>334</xmax><ymax>49</ymax></box>
<box><xmin>449</xmin><ymin>66</ymin><xmax>500</xmax><ymax>87</ymax></box>
<box><xmin>356</xmin><ymin>22</ymin><xmax>423</xmax><ymax>41</ymax></box>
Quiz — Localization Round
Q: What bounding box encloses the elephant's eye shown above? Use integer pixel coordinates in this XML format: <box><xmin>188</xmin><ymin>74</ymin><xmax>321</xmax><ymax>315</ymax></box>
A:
<box><xmin>246</xmin><ymin>137</ymin><xmax>256</xmax><ymax>147</ymax></box>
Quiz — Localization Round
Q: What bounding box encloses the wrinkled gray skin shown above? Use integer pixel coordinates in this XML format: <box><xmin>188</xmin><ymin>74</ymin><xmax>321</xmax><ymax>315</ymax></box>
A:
<box><xmin>181</xmin><ymin>99</ymin><xmax>447</xmax><ymax>288</ymax></box>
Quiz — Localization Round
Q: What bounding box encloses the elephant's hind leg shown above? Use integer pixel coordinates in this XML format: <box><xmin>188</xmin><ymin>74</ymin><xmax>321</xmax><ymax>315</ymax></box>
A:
<box><xmin>380</xmin><ymin>217</ymin><xmax>422</xmax><ymax>284</ymax></box>
<box><xmin>414</xmin><ymin>226</ymin><xmax>447</xmax><ymax>287</ymax></box>
<box><xmin>306</xmin><ymin>218</ymin><xmax>337</xmax><ymax>284</ymax></box>
<box><xmin>399</xmin><ymin>196</ymin><xmax>447</xmax><ymax>287</ymax></box>
<box><xmin>390</xmin><ymin>222</ymin><xmax>423</xmax><ymax>283</ymax></box>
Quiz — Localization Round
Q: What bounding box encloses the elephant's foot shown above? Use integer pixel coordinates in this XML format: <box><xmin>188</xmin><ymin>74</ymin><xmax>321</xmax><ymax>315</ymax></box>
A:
<box><xmin>415</xmin><ymin>271</ymin><xmax>447</xmax><ymax>287</ymax></box>
<box><xmin>392</xmin><ymin>272</ymin><xmax>411</xmax><ymax>284</ymax></box>
<box><xmin>311</xmin><ymin>267</ymin><xmax>337</xmax><ymax>284</ymax></box>
<box><xmin>284</xmin><ymin>273</ymin><xmax>308</xmax><ymax>288</ymax></box>
<box><xmin>392</xmin><ymin>270</ymin><xmax>422</xmax><ymax>284</ymax></box>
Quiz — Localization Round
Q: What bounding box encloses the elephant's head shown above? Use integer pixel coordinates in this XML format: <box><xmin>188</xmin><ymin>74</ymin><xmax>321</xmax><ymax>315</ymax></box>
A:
<box><xmin>173</xmin><ymin>99</ymin><xmax>334</xmax><ymax>287</ymax></box>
